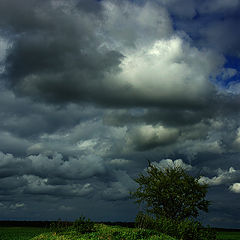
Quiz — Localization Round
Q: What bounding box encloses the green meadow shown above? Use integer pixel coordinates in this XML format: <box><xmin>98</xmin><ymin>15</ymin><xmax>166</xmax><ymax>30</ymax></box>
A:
<box><xmin>0</xmin><ymin>227</ymin><xmax>48</xmax><ymax>240</ymax></box>
<box><xmin>31</xmin><ymin>224</ymin><xmax>176</xmax><ymax>240</ymax></box>
<box><xmin>0</xmin><ymin>225</ymin><xmax>176</xmax><ymax>240</ymax></box>
<box><xmin>1</xmin><ymin>225</ymin><xmax>240</xmax><ymax>240</ymax></box>
<box><xmin>216</xmin><ymin>231</ymin><xmax>240</xmax><ymax>240</ymax></box>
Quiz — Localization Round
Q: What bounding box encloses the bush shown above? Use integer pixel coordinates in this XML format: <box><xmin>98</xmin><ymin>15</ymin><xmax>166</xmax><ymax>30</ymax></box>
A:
<box><xmin>135</xmin><ymin>211</ymin><xmax>156</xmax><ymax>230</ymax></box>
<box><xmin>175</xmin><ymin>218</ymin><xmax>202</xmax><ymax>240</ymax></box>
<box><xmin>198</xmin><ymin>226</ymin><xmax>217</xmax><ymax>240</ymax></box>
<box><xmin>49</xmin><ymin>218</ymin><xmax>69</xmax><ymax>233</ymax></box>
<box><xmin>73</xmin><ymin>215</ymin><xmax>96</xmax><ymax>234</ymax></box>
<box><xmin>135</xmin><ymin>212</ymin><xmax>216</xmax><ymax>240</ymax></box>
<box><xmin>110</xmin><ymin>228</ymin><xmax>155</xmax><ymax>240</ymax></box>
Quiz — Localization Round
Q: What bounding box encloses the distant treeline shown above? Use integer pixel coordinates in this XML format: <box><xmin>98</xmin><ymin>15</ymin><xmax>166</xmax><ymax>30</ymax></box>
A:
<box><xmin>0</xmin><ymin>221</ymin><xmax>55</xmax><ymax>228</ymax></box>
<box><xmin>213</xmin><ymin>228</ymin><xmax>240</xmax><ymax>232</ymax></box>
<box><xmin>0</xmin><ymin>220</ymin><xmax>135</xmax><ymax>228</ymax></box>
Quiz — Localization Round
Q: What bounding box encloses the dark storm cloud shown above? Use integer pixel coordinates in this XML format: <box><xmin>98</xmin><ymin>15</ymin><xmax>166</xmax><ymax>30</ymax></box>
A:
<box><xmin>0</xmin><ymin>151</ymin><xmax>106</xmax><ymax>180</ymax></box>
<box><xmin>0</xmin><ymin>176</ymin><xmax>26</xmax><ymax>194</ymax></box>
<box><xmin>76</xmin><ymin>0</ymin><xmax>103</xmax><ymax>14</ymax></box>
<box><xmin>101</xmin><ymin>170</ymin><xmax>137</xmax><ymax>201</ymax></box>
<box><xmin>1</xmin><ymin>0</ymin><xmax>123</xmax><ymax>104</ymax></box>
<box><xmin>0</xmin><ymin>131</ymin><xmax>31</xmax><ymax>156</ymax></box>
<box><xmin>0</xmin><ymin>90</ymin><xmax>104</xmax><ymax>139</ymax></box>
<box><xmin>104</xmin><ymin>107</ymin><xmax>213</xmax><ymax>128</ymax></box>
<box><xmin>126</xmin><ymin>124</ymin><xmax>179</xmax><ymax>151</ymax></box>
<box><xmin>0</xmin><ymin>0</ymin><xmax>238</xmax><ymax>110</ymax></box>
<box><xmin>0</xmin><ymin>149</ymin><xmax>137</xmax><ymax>217</ymax></box>
<box><xmin>0</xmin><ymin>0</ymin><xmax>227</xmax><ymax>110</ymax></box>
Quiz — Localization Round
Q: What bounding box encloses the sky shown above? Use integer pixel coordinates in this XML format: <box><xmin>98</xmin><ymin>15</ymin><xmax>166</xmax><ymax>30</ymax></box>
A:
<box><xmin>0</xmin><ymin>0</ymin><xmax>240</xmax><ymax>228</ymax></box>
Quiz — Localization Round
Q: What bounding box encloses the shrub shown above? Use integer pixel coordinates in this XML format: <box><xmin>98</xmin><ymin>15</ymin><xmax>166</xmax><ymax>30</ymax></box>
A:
<box><xmin>110</xmin><ymin>229</ymin><xmax>152</xmax><ymax>240</ymax></box>
<box><xmin>135</xmin><ymin>212</ymin><xmax>216</xmax><ymax>240</ymax></box>
<box><xmin>73</xmin><ymin>215</ymin><xmax>96</xmax><ymax>234</ymax></box>
<box><xmin>49</xmin><ymin>218</ymin><xmax>69</xmax><ymax>233</ymax></box>
<box><xmin>135</xmin><ymin>211</ymin><xmax>156</xmax><ymax>230</ymax></box>
<box><xmin>198</xmin><ymin>226</ymin><xmax>217</xmax><ymax>240</ymax></box>
<box><xmin>175</xmin><ymin>218</ymin><xmax>202</xmax><ymax>240</ymax></box>
<box><xmin>160</xmin><ymin>217</ymin><xmax>216</xmax><ymax>240</ymax></box>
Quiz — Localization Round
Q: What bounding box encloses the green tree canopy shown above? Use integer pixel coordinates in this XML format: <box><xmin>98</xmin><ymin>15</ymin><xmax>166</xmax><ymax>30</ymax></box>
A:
<box><xmin>131</xmin><ymin>162</ymin><xmax>210</xmax><ymax>221</ymax></box>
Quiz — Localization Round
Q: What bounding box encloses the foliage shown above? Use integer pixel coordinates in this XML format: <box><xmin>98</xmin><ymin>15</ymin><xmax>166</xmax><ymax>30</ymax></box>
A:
<box><xmin>131</xmin><ymin>162</ymin><xmax>210</xmax><ymax>221</ymax></box>
<box><xmin>73</xmin><ymin>215</ymin><xmax>95</xmax><ymax>234</ymax></box>
<box><xmin>49</xmin><ymin>216</ymin><xmax>95</xmax><ymax>235</ymax></box>
<box><xmin>135</xmin><ymin>212</ymin><xmax>216</xmax><ymax>240</ymax></box>
<box><xmin>31</xmin><ymin>223</ymin><xmax>177</xmax><ymax>240</ymax></box>
<box><xmin>50</xmin><ymin>219</ymin><xmax>70</xmax><ymax>233</ymax></box>
<box><xmin>1</xmin><ymin>224</ymin><xmax>235</xmax><ymax>240</ymax></box>
<box><xmin>135</xmin><ymin>211</ymin><xmax>156</xmax><ymax>229</ymax></box>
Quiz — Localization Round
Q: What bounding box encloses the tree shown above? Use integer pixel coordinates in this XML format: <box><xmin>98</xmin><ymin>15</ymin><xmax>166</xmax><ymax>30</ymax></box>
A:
<box><xmin>131</xmin><ymin>161</ymin><xmax>210</xmax><ymax>221</ymax></box>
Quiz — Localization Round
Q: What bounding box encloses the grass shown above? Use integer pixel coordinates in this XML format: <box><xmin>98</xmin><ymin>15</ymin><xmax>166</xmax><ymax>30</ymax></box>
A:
<box><xmin>217</xmin><ymin>231</ymin><xmax>240</xmax><ymax>240</ymax></box>
<box><xmin>0</xmin><ymin>227</ymin><xmax>48</xmax><ymax>240</ymax></box>
<box><xmin>31</xmin><ymin>224</ymin><xmax>177</xmax><ymax>240</ymax></box>
<box><xmin>1</xmin><ymin>225</ymin><xmax>239</xmax><ymax>240</ymax></box>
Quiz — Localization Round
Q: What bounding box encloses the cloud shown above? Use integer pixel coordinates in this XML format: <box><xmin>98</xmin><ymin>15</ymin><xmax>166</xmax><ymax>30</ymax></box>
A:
<box><xmin>0</xmin><ymin>150</ymin><xmax>107</xmax><ymax>181</ymax></box>
<box><xmin>9</xmin><ymin>203</ymin><xmax>25</xmax><ymax>210</ymax></box>
<box><xmin>150</xmin><ymin>159</ymin><xmax>193</xmax><ymax>171</ymax></box>
<box><xmin>102</xmin><ymin>170</ymin><xmax>137</xmax><ymax>201</ymax></box>
<box><xmin>0</xmin><ymin>131</ymin><xmax>31</xmax><ymax>156</ymax></box>
<box><xmin>0</xmin><ymin>90</ymin><xmax>105</xmax><ymax>139</ymax></box>
<box><xmin>229</xmin><ymin>183</ymin><xmax>240</xmax><ymax>193</ymax></box>
<box><xmin>23</xmin><ymin>175</ymin><xmax>93</xmax><ymax>197</ymax></box>
<box><xmin>0</xmin><ymin>36</ymin><xmax>9</xmax><ymax>73</ymax></box>
<box><xmin>126</xmin><ymin>124</ymin><xmax>179</xmax><ymax>151</ymax></box>
<box><xmin>107</xmin><ymin>35</ymin><xmax>224</xmax><ymax>108</ymax></box>
<box><xmin>101</xmin><ymin>0</ymin><xmax>173</xmax><ymax>48</ymax></box>
<box><xmin>1</xmin><ymin>0</ymin><xmax>226</xmax><ymax>110</ymax></box>
<box><xmin>199</xmin><ymin>167</ymin><xmax>239</xmax><ymax>186</ymax></box>
<box><xmin>59</xmin><ymin>205</ymin><xmax>73</xmax><ymax>211</ymax></box>
<box><xmin>2</xmin><ymin>0</ymin><xmax>122</xmax><ymax>104</ymax></box>
<box><xmin>0</xmin><ymin>152</ymin><xmax>28</xmax><ymax>178</ymax></box>
<box><xmin>29</xmin><ymin>153</ymin><xmax>106</xmax><ymax>180</ymax></box>
<box><xmin>108</xmin><ymin>159</ymin><xmax>131</xmax><ymax>167</ymax></box>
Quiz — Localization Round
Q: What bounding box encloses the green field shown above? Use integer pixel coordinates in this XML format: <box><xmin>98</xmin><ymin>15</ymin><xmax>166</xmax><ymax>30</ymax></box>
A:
<box><xmin>217</xmin><ymin>231</ymin><xmax>240</xmax><ymax>240</ymax></box>
<box><xmin>0</xmin><ymin>225</ymin><xmax>176</xmax><ymax>240</ymax></box>
<box><xmin>31</xmin><ymin>224</ymin><xmax>176</xmax><ymax>240</ymax></box>
<box><xmin>0</xmin><ymin>227</ymin><xmax>48</xmax><ymax>240</ymax></box>
<box><xmin>1</xmin><ymin>226</ymin><xmax>240</xmax><ymax>240</ymax></box>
